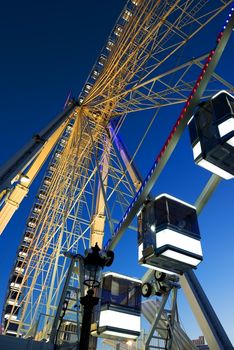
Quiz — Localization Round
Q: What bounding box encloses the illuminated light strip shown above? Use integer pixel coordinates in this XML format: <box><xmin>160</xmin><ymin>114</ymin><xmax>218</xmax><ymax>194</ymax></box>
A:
<box><xmin>103</xmin><ymin>4</ymin><xmax>234</xmax><ymax>246</ymax></box>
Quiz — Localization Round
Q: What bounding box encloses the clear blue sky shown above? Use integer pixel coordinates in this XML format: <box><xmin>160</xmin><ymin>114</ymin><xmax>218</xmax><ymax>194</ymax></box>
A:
<box><xmin>0</xmin><ymin>0</ymin><xmax>234</xmax><ymax>345</ymax></box>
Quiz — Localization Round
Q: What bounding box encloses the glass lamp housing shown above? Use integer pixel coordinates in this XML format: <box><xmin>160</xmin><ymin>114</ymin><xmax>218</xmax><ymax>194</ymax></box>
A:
<box><xmin>84</xmin><ymin>264</ymin><xmax>102</xmax><ymax>288</ymax></box>
<box><xmin>83</xmin><ymin>243</ymin><xmax>113</xmax><ymax>288</ymax></box>
<box><xmin>138</xmin><ymin>194</ymin><xmax>203</xmax><ymax>275</ymax></box>
<box><xmin>91</xmin><ymin>272</ymin><xmax>142</xmax><ymax>341</ymax></box>
<box><xmin>189</xmin><ymin>90</ymin><xmax>234</xmax><ymax>179</ymax></box>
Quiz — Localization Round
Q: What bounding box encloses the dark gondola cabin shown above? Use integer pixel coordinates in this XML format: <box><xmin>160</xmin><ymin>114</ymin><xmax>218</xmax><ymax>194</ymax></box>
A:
<box><xmin>91</xmin><ymin>272</ymin><xmax>142</xmax><ymax>341</ymax></box>
<box><xmin>189</xmin><ymin>90</ymin><xmax>234</xmax><ymax>179</ymax></box>
<box><xmin>138</xmin><ymin>194</ymin><xmax>203</xmax><ymax>275</ymax></box>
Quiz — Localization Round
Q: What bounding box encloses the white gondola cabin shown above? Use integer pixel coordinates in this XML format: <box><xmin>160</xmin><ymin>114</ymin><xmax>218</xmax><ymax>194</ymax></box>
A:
<box><xmin>122</xmin><ymin>9</ymin><xmax>132</xmax><ymax>22</ymax></box>
<box><xmin>91</xmin><ymin>272</ymin><xmax>142</xmax><ymax>341</ymax></box>
<box><xmin>98</xmin><ymin>55</ymin><xmax>107</xmax><ymax>66</ymax></box>
<box><xmin>189</xmin><ymin>90</ymin><xmax>234</xmax><ymax>179</ymax></box>
<box><xmin>138</xmin><ymin>194</ymin><xmax>203</xmax><ymax>275</ymax></box>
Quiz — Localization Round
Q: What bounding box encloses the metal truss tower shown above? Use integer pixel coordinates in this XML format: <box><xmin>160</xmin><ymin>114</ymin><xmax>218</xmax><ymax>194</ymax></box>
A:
<box><xmin>1</xmin><ymin>0</ymin><xmax>234</xmax><ymax>349</ymax></box>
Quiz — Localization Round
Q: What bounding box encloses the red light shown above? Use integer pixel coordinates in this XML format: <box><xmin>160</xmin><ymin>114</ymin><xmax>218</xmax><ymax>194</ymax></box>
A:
<box><xmin>217</xmin><ymin>32</ymin><xmax>223</xmax><ymax>43</ymax></box>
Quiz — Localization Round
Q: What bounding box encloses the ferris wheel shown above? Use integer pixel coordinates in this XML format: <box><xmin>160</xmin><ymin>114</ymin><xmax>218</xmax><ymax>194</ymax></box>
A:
<box><xmin>1</xmin><ymin>1</ymin><xmax>234</xmax><ymax>349</ymax></box>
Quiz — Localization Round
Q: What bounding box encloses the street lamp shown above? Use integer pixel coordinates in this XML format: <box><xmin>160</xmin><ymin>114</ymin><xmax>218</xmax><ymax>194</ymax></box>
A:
<box><xmin>79</xmin><ymin>243</ymin><xmax>114</xmax><ymax>350</ymax></box>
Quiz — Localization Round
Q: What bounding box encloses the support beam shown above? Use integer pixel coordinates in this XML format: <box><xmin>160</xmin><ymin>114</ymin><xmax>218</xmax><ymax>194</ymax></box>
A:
<box><xmin>0</xmin><ymin>101</ymin><xmax>77</xmax><ymax>194</ymax></box>
<box><xmin>49</xmin><ymin>254</ymin><xmax>84</xmax><ymax>344</ymax></box>
<box><xmin>109</xmin><ymin>120</ymin><xmax>142</xmax><ymax>191</ymax></box>
<box><xmin>195</xmin><ymin>174</ymin><xmax>221</xmax><ymax>215</ymax></box>
<box><xmin>49</xmin><ymin>256</ymin><xmax>76</xmax><ymax>344</ymax></box>
<box><xmin>144</xmin><ymin>293</ymin><xmax>169</xmax><ymax>350</ymax></box>
<box><xmin>0</xmin><ymin>111</ymin><xmax>75</xmax><ymax>235</ymax></box>
<box><xmin>87</xmin><ymin>119</ymin><xmax>114</xmax><ymax>247</ymax></box>
<box><xmin>90</xmin><ymin>136</ymin><xmax>111</xmax><ymax>248</ymax></box>
<box><xmin>180</xmin><ymin>271</ymin><xmax>233</xmax><ymax>350</ymax></box>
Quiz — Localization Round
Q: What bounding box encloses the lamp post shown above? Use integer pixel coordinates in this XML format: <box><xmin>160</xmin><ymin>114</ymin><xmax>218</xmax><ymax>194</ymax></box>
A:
<box><xmin>79</xmin><ymin>243</ymin><xmax>114</xmax><ymax>350</ymax></box>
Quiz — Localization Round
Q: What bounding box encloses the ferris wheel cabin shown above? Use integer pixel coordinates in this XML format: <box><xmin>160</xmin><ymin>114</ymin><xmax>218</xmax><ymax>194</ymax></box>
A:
<box><xmin>189</xmin><ymin>90</ymin><xmax>234</xmax><ymax>179</ymax></box>
<box><xmin>91</xmin><ymin>272</ymin><xmax>142</xmax><ymax>341</ymax></box>
<box><xmin>138</xmin><ymin>194</ymin><xmax>203</xmax><ymax>275</ymax></box>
